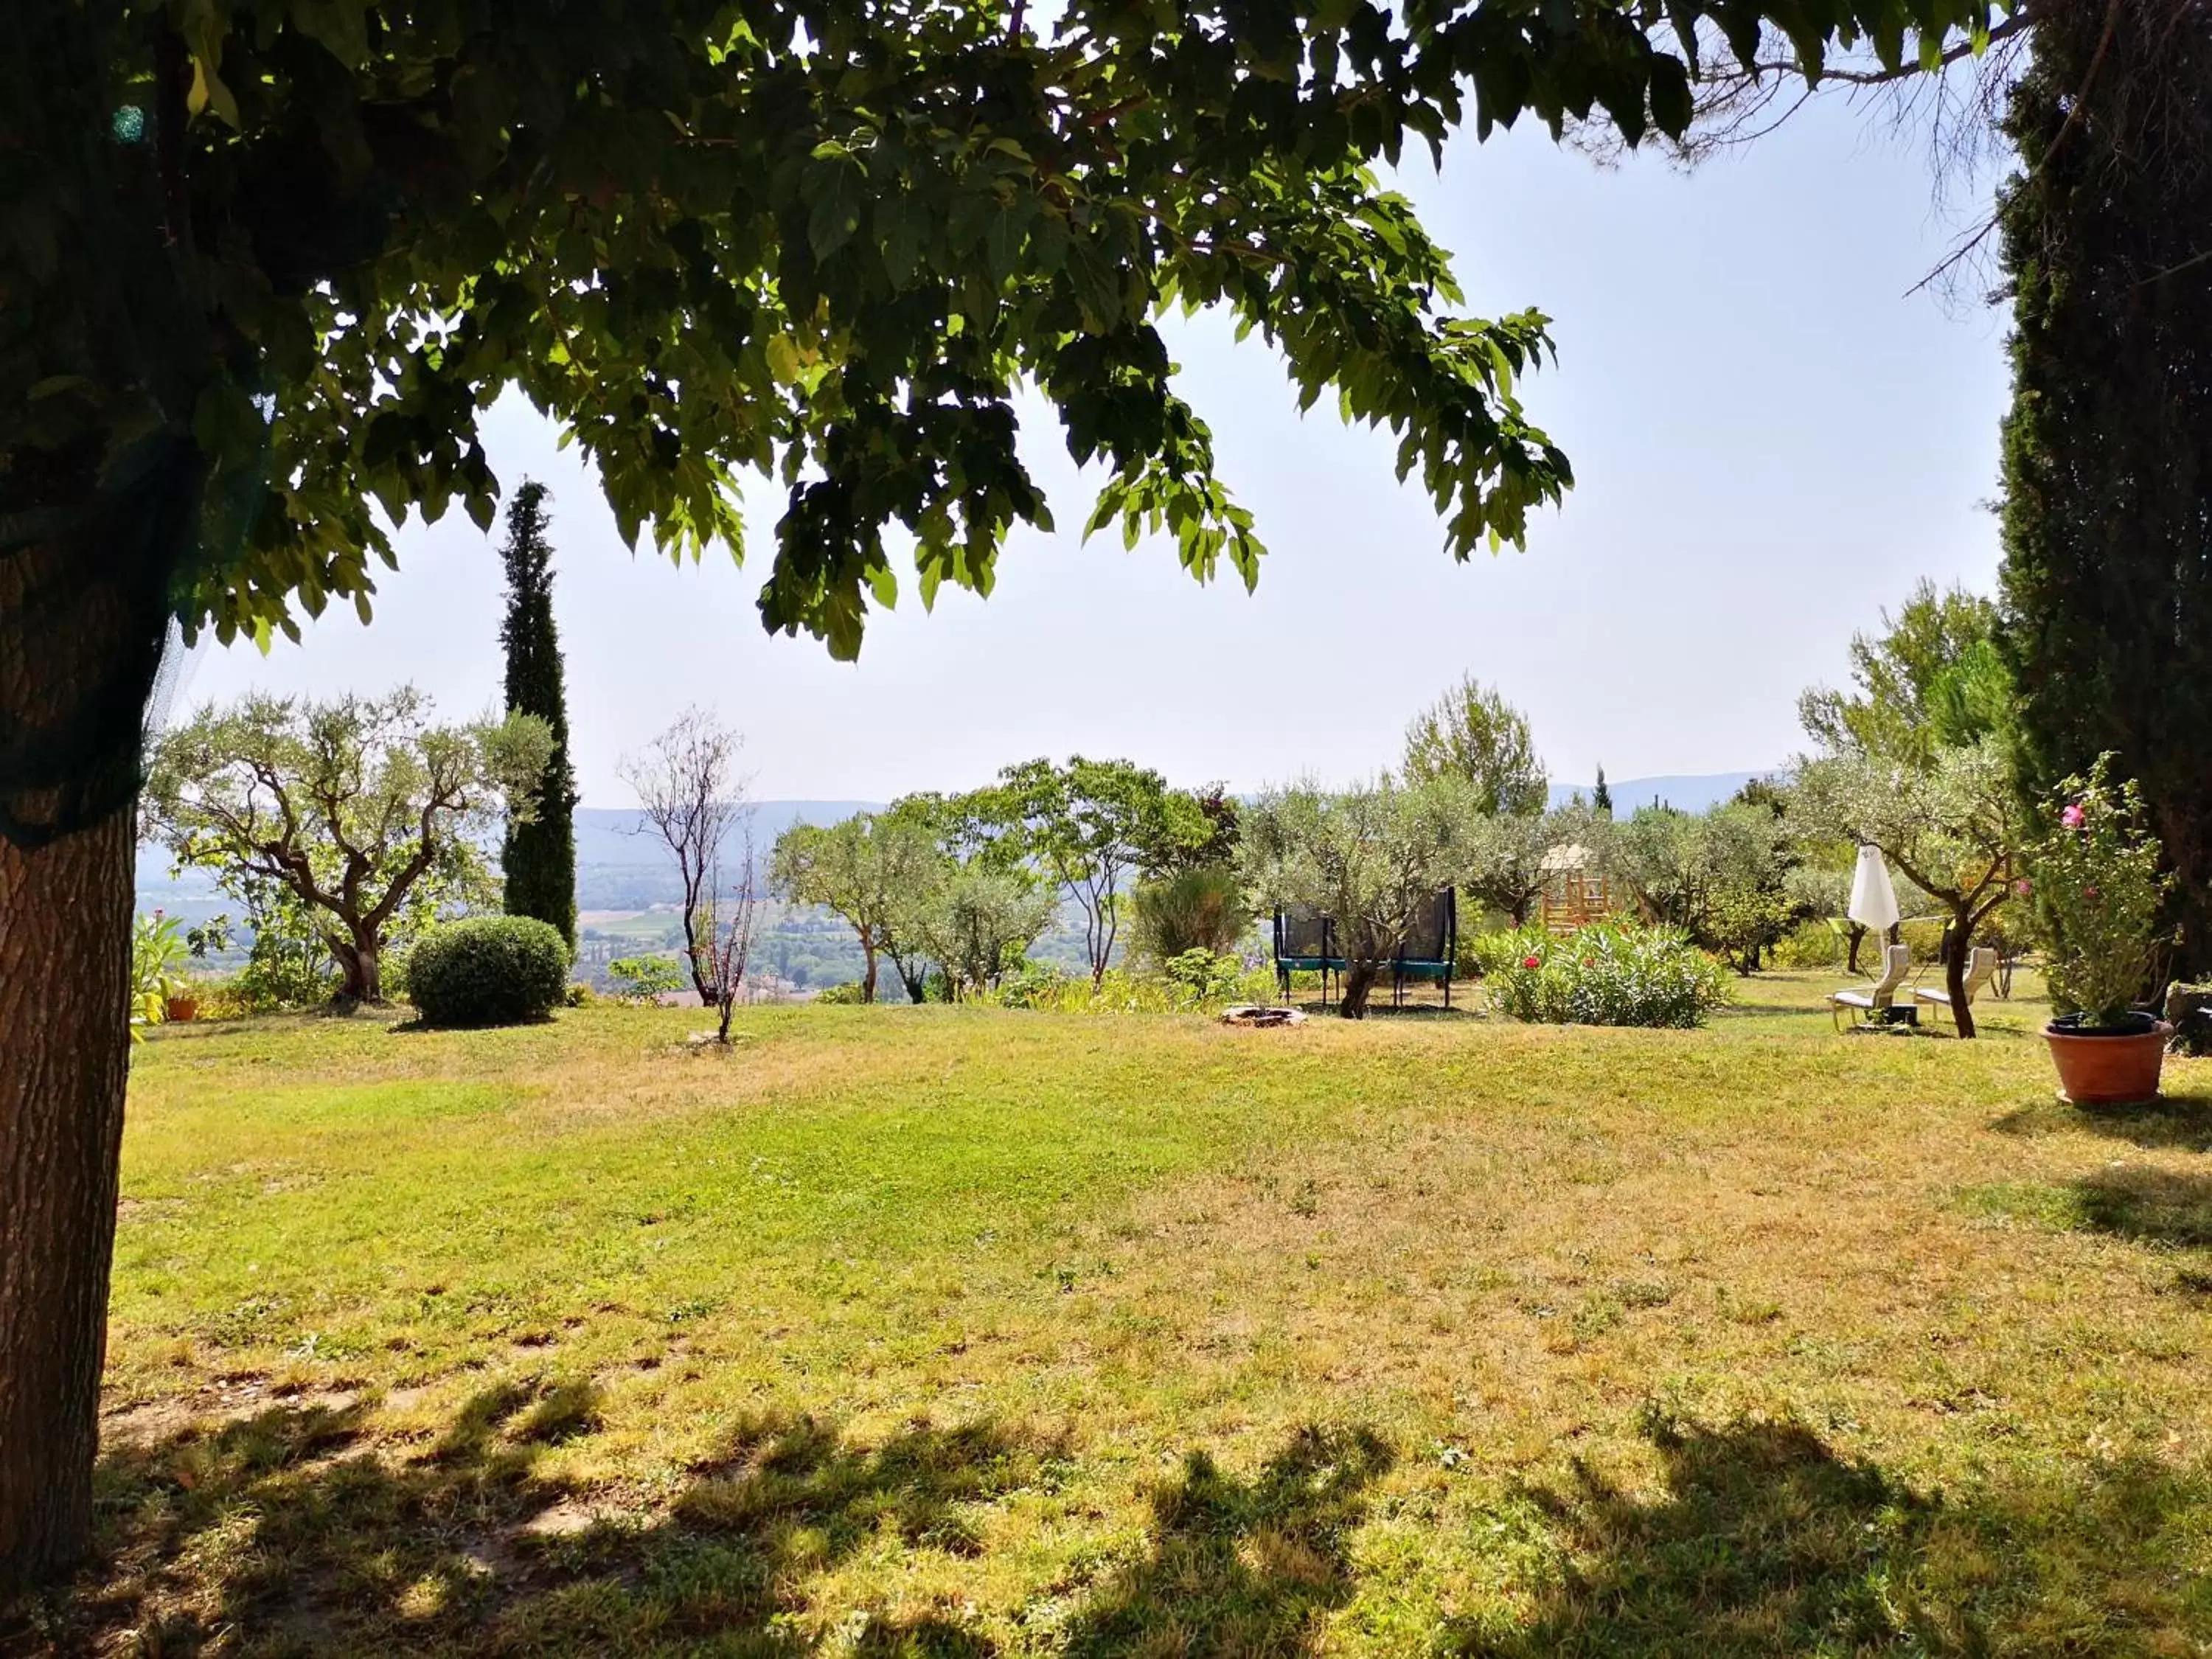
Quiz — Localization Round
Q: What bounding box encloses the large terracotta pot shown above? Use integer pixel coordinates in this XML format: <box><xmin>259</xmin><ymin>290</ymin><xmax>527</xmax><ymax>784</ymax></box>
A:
<box><xmin>2043</xmin><ymin>1016</ymin><xmax>2171</xmax><ymax>1106</ymax></box>
<box><xmin>164</xmin><ymin>995</ymin><xmax>198</xmax><ymax>1023</ymax></box>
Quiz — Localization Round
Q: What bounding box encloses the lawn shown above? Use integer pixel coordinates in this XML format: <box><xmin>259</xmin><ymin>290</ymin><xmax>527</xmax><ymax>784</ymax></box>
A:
<box><xmin>26</xmin><ymin>973</ymin><xmax>2212</xmax><ymax>1655</ymax></box>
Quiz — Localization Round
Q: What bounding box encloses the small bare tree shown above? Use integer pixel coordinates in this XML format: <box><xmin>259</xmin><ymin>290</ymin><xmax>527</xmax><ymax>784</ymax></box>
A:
<box><xmin>702</xmin><ymin>828</ymin><xmax>763</xmax><ymax>1043</ymax></box>
<box><xmin>620</xmin><ymin>709</ymin><xmax>746</xmax><ymax>1002</ymax></box>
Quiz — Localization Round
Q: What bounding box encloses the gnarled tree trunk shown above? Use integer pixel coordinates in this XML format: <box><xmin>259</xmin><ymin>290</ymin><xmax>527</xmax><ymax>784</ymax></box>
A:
<box><xmin>0</xmin><ymin>808</ymin><xmax>133</xmax><ymax>1599</ymax></box>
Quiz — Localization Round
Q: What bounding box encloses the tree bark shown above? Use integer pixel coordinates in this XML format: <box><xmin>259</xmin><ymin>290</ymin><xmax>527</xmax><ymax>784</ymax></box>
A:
<box><xmin>0</xmin><ymin>805</ymin><xmax>133</xmax><ymax>1598</ymax></box>
<box><xmin>1947</xmin><ymin>903</ymin><xmax>1978</xmax><ymax>1039</ymax></box>
<box><xmin>330</xmin><ymin>927</ymin><xmax>380</xmax><ymax>1003</ymax></box>
<box><xmin>1339</xmin><ymin>958</ymin><xmax>1379</xmax><ymax>1019</ymax></box>
<box><xmin>860</xmin><ymin>940</ymin><xmax>877</xmax><ymax>1003</ymax></box>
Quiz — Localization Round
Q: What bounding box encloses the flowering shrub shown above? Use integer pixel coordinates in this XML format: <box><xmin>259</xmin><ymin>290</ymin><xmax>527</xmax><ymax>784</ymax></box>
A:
<box><xmin>2028</xmin><ymin>758</ymin><xmax>2170</xmax><ymax>1028</ymax></box>
<box><xmin>1472</xmin><ymin>922</ymin><xmax>1731</xmax><ymax>1029</ymax></box>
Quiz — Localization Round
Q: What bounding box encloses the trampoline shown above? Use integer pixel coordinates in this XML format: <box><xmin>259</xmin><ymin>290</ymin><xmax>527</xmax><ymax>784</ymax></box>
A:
<box><xmin>1273</xmin><ymin>890</ymin><xmax>1458</xmax><ymax>1009</ymax></box>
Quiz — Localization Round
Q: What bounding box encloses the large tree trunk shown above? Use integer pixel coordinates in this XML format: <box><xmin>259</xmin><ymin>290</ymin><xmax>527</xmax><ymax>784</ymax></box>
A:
<box><xmin>1339</xmin><ymin>958</ymin><xmax>1380</xmax><ymax>1019</ymax></box>
<box><xmin>860</xmin><ymin>941</ymin><xmax>877</xmax><ymax>1004</ymax></box>
<box><xmin>330</xmin><ymin>928</ymin><xmax>381</xmax><ymax>1003</ymax></box>
<box><xmin>0</xmin><ymin>807</ymin><xmax>133</xmax><ymax>1598</ymax></box>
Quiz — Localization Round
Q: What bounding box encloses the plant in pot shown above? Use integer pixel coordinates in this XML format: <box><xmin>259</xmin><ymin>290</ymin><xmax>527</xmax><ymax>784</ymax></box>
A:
<box><xmin>2028</xmin><ymin>759</ymin><xmax>2173</xmax><ymax>1105</ymax></box>
<box><xmin>131</xmin><ymin>911</ymin><xmax>194</xmax><ymax>1032</ymax></box>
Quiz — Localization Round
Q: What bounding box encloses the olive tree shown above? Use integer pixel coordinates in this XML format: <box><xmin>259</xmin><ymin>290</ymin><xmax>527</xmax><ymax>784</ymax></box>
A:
<box><xmin>1241</xmin><ymin>776</ymin><xmax>1477</xmax><ymax>1018</ymax></box>
<box><xmin>771</xmin><ymin>812</ymin><xmax>942</xmax><ymax>1004</ymax></box>
<box><xmin>143</xmin><ymin>690</ymin><xmax>552</xmax><ymax>1003</ymax></box>
<box><xmin>1793</xmin><ymin>742</ymin><xmax>2027</xmax><ymax>1037</ymax></box>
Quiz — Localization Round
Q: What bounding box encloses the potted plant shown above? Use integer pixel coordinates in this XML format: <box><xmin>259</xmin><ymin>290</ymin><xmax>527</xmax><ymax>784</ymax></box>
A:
<box><xmin>131</xmin><ymin>911</ymin><xmax>193</xmax><ymax>1032</ymax></box>
<box><xmin>2028</xmin><ymin>759</ymin><xmax>2173</xmax><ymax>1105</ymax></box>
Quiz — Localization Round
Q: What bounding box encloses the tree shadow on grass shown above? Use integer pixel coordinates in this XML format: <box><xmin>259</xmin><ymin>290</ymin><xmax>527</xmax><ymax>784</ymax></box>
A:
<box><xmin>2066</xmin><ymin>1164</ymin><xmax>2212</xmax><ymax>1248</ymax></box>
<box><xmin>26</xmin><ymin>1383</ymin><xmax>1054</xmax><ymax>1657</ymax></box>
<box><xmin>1455</xmin><ymin>1409</ymin><xmax>2208</xmax><ymax>1657</ymax></box>
<box><xmin>1994</xmin><ymin>1091</ymin><xmax>2212</xmax><ymax>1153</ymax></box>
<box><xmin>1054</xmin><ymin>1425</ymin><xmax>1393</xmax><ymax>1657</ymax></box>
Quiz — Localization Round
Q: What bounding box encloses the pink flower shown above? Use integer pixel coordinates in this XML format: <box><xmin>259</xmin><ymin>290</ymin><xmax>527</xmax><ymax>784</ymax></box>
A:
<box><xmin>2084</xmin><ymin>884</ymin><xmax>2100</xmax><ymax>899</ymax></box>
<box><xmin>2061</xmin><ymin>803</ymin><xmax>2086</xmax><ymax>830</ymax></box>
<box><xmin>2014</xmin><ymin>877</ymin><xmax>2033</xmax><ymax>897</ymax></box>
<box><xmin>1522</xmin><ymin>955</ymin><xmax>1542</xmax><ymax>970</ymax></box>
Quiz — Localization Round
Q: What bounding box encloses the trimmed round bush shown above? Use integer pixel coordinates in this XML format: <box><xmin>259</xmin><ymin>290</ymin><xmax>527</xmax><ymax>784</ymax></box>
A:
<box><xmin>406</xmin><ymin>915</ymin><xmax>570</xmax><ymax>1027</ymax></box>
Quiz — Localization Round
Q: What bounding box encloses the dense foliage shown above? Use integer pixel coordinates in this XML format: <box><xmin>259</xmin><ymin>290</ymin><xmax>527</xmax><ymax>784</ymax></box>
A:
<box><xmin>1995</xmin><ymin>0</ymin><xmax>2212</xmax><ymax>978</ymax></box>
<box><xmin>2028</xmin><ymin>759</ymin><xmax>2171</xmax><ymax>1029</ymax></box>
<box><xmin>1401</xmin><ymin>675</ymin><xmax>1548</xmax><ymax>813</ymax></box>
<box><xmin>145</xmin><ymin>690</ymin><xmax>554</xmax><ymax>1002</ymax></box>
<box><xmin>772</xmin><ymin>812</ymin><xmax>941</xmax><ymax>1002</ymax></box>
<box><xmin>1130</xmin><ymin>865</ymin><xmax>1251</xmax><ymax>963</ymax></box>
<box><xmin>999</xmin><ymin>757</ymin><xmax>1210</xmax><ymax>985</ymax></box>
<box><xmin>406</xmin><ymin>915</ymin><xmax>571</xmax><ymax>1027</ymax></box>
<box><xmin>1799</xmin><ymin>580</ymin><xmax>2006</xmax><ymax>766</ymax></box>
<box><xmin>1240</xmin><ymin>776</ymin><xmax>1475</xmax><ymax>1017</ymax></box>
<box><xmin>1474</xmin><ymin>922</ymin><xmax>1731</xmax><ymax>1028</ymax></box>
<box><xmin>498</xmin><ymin>483</ymin><xmax>580</xmax><ymax>950</ymax></box>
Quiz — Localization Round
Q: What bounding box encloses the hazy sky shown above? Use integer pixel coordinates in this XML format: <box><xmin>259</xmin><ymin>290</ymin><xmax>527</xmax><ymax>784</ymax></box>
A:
<box><xmin>177</xmin><ymin>95</ymin><xmax>2012</xmax><ymax>807</ymax></box>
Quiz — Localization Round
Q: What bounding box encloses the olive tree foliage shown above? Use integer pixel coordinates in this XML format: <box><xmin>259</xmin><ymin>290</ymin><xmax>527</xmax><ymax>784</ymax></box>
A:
<box><xmin>1240</xmin><ymin>776</ymin><xmax>1476</xmax><ymax>1018</ymax></box>
<box><xmin>1462</xmin><ymin>801</ymin><xmax>1599</xmax><ymax>927</ymax></box>
<box><xmin>143</xmin><ymin>689</ymin><xmax>554</xmax><ymax>1003</ymax></box>
<box><xmin>999</xmin><ymin>756</ymin><xmax>1209</xmax><ymax>986</ymax></box>
<box><xmin>620</xmin><ymin>710</ymin><xmax>748</xmax><ymax>1004</ymax></box>
<box><xmin>771</xmin><ymin>812</ymin><xmax>941</xmax><ymax>1003</ymax></box>
<box><xmin>1400</xmin><ymin>675</ymin><xmax>1548</xmax><ymax>814</ymax></box>
<box><xmin>1610</xmin><ymin>801</ymin><xmax>1793</xmax><ymax>973</ymax></box>
<box><xmin>905</xmin><ymin>860</ymin><xmax>1057</xmax><ymax>999</ymax></box>
<box><xmin>1793</xmin><ymin>742</ymin><xmax>2025</xmax><ymax>1037</ymax></box>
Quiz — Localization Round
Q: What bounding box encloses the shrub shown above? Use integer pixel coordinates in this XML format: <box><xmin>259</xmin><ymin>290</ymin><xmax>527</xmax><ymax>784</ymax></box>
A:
<box><xmin>814</xmin><ymin>981</ymin><xmax>869</xmax><ymax>1005</ymax></box>
<box><xmin>1162</xmin><ymin>948</ymin><xmax>1247</xmax><ymax>1007</ymax></box>
<box><xmin>407</xmin><ymin>916</ymin><xmax>570</xmax><ymax>1027</ymax></box>
<box><xmin>1472</xmin><ymin>923</ymin><xmax>1731</xmax><ymax>1029</ymax></box>
<box><xmin>608</xmin><ymin>954</ymin><xmax>686</xmax><ymax>1004</ymax></box>
<box><xmin>1131</xmin><ymin>866</ymin><xmax>1251</xmax><ymax>961</ymax></box>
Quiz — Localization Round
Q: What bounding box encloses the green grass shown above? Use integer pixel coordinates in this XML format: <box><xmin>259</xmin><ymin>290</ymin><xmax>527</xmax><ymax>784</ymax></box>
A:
<box><xmin>24</xmin><ymin>970</ymin><xmax>2212</xmax><ymax>1655</ymax></box>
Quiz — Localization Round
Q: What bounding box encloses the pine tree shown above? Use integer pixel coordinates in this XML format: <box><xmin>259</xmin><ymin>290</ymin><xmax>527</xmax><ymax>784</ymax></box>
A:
<box><xmin>498</xmin><ymin>481</ymin><xmax>579</xmax><ymax>950</ymax></box>
<box><xmin>1593</xmin><ymin>765</ymin><xmax>1613</xmax><ymax>816</ymax></box>
<box><xmin>1996</xmin><ymin>0</ymin><xmax>2212</xmax><ymax>973</ymax></box>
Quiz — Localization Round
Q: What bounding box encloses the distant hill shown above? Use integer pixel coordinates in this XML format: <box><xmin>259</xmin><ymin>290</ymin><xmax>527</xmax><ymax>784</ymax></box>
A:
<box><xmin>136</xmin><ymin>799</ymin><xmax>886</xmax><ymax>918</ymax></box>
<box><xmin>572</xmin><ymin>802</ymin><xmax>880</xmax><ymax>909</ymax></box>
<box><xmin>1548</xmin><ymin>771</ymin><xmax>1779</xmax><ymax>814</ymax></box>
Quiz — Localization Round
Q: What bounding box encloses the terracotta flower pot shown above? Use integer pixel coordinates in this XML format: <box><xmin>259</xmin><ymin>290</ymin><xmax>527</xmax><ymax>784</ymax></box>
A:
<box><xmin>2043</xmin><ymin>1016</ymin><xmax>2171</xmax><ymax>1106</ymax></box>
<box><xmin>164</xmin><ymin>995</ymin><xmax>198</xmax><ymax>1023</ymax></box>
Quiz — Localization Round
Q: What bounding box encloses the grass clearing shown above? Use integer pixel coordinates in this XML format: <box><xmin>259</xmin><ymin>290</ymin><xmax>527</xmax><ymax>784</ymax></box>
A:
<box><xmin>21</xmin><ymin>971</ymin><xmax>2212</xmax><ymax>1654</ymax></box>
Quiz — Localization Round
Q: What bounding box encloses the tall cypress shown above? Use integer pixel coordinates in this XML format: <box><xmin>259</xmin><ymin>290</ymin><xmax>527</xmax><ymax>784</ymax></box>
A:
<box><xmin>1997</xmin><ymin>0</ymin><xmax>2212</xmax><ymax>973</ymax></box>
<box><xmin>498</xmin><ymin>481</ymin><xmax>579</xmax><ymax>949</ymax></box>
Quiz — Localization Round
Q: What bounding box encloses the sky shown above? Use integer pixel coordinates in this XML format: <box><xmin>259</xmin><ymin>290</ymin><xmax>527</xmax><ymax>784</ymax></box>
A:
<box><xmin>173</xmin><ymin>93</ymin><xmax>2014</xmax><ymax>809</ymax></box>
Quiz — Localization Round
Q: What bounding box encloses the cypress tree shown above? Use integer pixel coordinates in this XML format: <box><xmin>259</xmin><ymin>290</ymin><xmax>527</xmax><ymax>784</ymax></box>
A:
<box><xmin>1997</xmin><ymin>0</ymin><xmax>2212</xmax><ymax>973</ymax></box>
<box><xmin>498</xmin><ymin>481</ymin><xmax>579</xmax><ymax>950</ymax></box>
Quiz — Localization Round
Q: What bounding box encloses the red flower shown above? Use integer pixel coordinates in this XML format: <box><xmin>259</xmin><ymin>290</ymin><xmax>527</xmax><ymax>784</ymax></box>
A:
<box><xmin>1521</xmin><ymin>955</ymin><xmax>1542</xmax><ymax>970</ymax></box>
<box><xmin>2084</xmin><ymin>883</ymin><xmax>2100</xmax><ymax>899</ymax></box>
